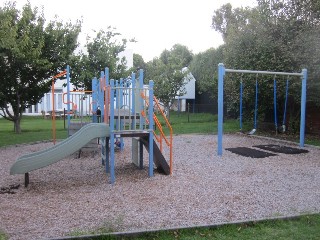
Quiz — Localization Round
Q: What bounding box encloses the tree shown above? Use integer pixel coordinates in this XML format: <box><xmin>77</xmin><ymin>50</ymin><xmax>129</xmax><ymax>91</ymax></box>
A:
<box><xmin>133</xmin><ymin>53</ymin><xmax>146</xmax><ymax>71</ymax></box>
<box><xmin>0</xmin><ymin>2</ymin><xmax>81</xmax><ymax>133</ymax></box>
<box><xmin>145</xmin><ymin>44</ymin><xmax>193</xmax><ymax>115</ymax></box>
<box><xmin>211</xmin><ymin>1</ymin><xmax>320</xmax><ymax>122</ymax></box>
<box><xmin>189</xmin><ymin>46</ymin><xmax>224</xmax><ymax>97</ymax></box>
<box><xmin>69</xmin><ymin>28</ymin><xmax>134</xmax><ymax>90</ymax></box>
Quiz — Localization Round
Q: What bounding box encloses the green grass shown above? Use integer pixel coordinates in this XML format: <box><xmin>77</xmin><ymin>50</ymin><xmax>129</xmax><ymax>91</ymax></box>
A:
<box><xmin>0</xmin><ymin>231</ymin><xmax>8</xmax><ymax>240</ymax></box>
<box><xmin>69</xmin><ymin>214</ymin><xmax>320</xmax><ymax>239</ymax></box>
<box><xmin>0</xmin><ymin>113</ymin><xmax>320</xmax><ymax>239</ymax></box>
<box><xmin>1</xmin><ymin>112</ymin><xmax>319</xmax><ymax>147</ymax></box>
<box><xmin>0</xmin><ymin>116</ymin><xmax>67</xmax><ymax>147</ymax></box>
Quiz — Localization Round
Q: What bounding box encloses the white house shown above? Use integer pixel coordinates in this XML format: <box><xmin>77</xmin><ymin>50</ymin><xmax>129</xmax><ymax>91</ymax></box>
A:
<box><xmin>173</xmin><ymin>67</ymin><xmax>196</xmax><ymax>112</ymax></box>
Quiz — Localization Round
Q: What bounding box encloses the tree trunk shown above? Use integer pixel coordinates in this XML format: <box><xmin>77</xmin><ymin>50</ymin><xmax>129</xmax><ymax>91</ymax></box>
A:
<box><xmin>14</xmin><ymin>118</ymin><xmax>21</xmax><ymax>134</ymax></box>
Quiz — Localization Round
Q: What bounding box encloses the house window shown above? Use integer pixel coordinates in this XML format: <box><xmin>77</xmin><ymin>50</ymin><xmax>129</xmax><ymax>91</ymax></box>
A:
<box><xmin>57</xmin><ymin>93</ymin><xmax>62</xmax><ymax>109</ymax></box>
<box><xmin>46</xmin><ymin>94</ymin><xmax>51</xmax><ymax>110</ymax></box>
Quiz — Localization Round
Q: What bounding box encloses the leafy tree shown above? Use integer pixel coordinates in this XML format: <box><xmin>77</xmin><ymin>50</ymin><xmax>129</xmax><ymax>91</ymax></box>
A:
<box><xmin>133</xmin><ymin>53</ymin><xmax>146</xmax><ymax>71</ymax></box>
<box><xmin>0</xmin><ymin>2</ymin><xmax>81</xmax><ymax>133</ymax></box>
<box><xmin>211</xmin><ymin>0</ymin><xmax>320</xmax><ymax>124</ymax></box>
<box><xmin>70</xmin><ymin>28</ymin><xmax>135</xmax><ymax>90</ymax></box>
<box><xmin>189</xmin><ymin>46</ymin><xmax>224</xmax><ymax>97</ymax></box>
<box><xmin>145</xmin><ymin>44</ymin><xmax>193</xmax><ymax>115</ymax></box>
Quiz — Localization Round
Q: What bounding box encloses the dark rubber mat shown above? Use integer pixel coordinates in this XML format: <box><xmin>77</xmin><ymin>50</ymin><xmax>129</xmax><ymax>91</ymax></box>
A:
<box><xmin>225</xmin><ymin>147</ymin><xmax>277</xmax><ymax>158</ymax></box>
<box><xmin>253</xmin><ymin>144</ymin><xmax>309</xmax><ymax>154</ymax></box>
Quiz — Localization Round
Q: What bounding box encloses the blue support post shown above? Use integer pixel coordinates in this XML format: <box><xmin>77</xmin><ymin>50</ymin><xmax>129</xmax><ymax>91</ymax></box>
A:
<box><xmin>239</xmin><ymin>81</ymin><xmax>243</xmax><ymax>130</ymax></box>
<box><xmin>66</xmin><ymin>65</ymin><xmax>71</xmax><ymax>136</ymax></box>
<box><xmin>105</xmin><ymin>67</ymin><xmax>109</xmax><ymax>86</ymax></box>
<box><xmin>92</xmin><ymin>78</ymin><xmax>98</xmax><ymax>123</ymax></box>
<box><xmin>105</xmin><ymin>137</ymin><xmax>110</xmax><ymax>173</ymax></box>
<box><xmin>131</xmin><ymin>73</ymin><xmax>136</xmax><ymax>114</ymax></box>
<box><xmin>148</xmin><ymin>80</ymin><xmax>154</xmax><ymax>177</ymax></box>
<box><xmin>131</xmin><ymin>72</ymin><xmax>136</xmax><ymax>129</ymax></box>
<box><xmin>119</xmin><ymin>78</ymin><xmax>124</xmax><ymax>150</ymax></box>
<box><xmin>217</xmin><ymin>63</ymin><xmax>225</xmax><ymax>156</ymax></box>
<box><xmin>300</xmin><ymin>69</ymin><xmax>307</xmax><ymax>147</ymax></box>
<box><xmin>110</xmin><ymin>79</ymin><xmax>115</xmax><ymax>183</ymax></box>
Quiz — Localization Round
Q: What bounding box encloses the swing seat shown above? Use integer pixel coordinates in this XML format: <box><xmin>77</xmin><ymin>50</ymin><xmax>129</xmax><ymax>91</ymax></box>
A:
<box><xmin>248</xmin><ymin>128</ymin><xmax>256</xmax><ymax>135</ymax></box>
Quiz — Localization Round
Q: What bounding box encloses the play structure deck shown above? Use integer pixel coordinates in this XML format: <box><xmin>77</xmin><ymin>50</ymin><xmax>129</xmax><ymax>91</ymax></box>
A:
<box><xmin>10</xmin><ymin>67</ymin><xmax>173</xmax><ymax>186</ymax></box>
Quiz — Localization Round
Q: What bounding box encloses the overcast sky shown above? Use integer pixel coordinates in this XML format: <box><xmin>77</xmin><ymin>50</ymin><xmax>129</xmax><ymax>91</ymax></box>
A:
<box><xmin>9</xmin><ymin>0</ymin><xmax>256</xmax><ymax>61</ymax></box>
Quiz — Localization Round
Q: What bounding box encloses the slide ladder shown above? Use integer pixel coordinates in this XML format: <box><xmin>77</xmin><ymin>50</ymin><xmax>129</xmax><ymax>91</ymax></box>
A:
<box><xmin>141</xmin><ymin>94</ymin><xmax>173</xmax><ymax>175</ymax></box>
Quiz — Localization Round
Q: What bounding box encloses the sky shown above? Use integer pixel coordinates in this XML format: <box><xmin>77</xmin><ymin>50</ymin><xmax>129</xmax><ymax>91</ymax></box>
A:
<box><xmin>9</xmin><ymin>0</ymin><xmax>257</xmax><ymax>62</ymax></box>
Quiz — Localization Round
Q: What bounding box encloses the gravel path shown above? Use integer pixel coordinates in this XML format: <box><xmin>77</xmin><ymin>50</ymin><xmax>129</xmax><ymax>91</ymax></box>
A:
<box><xmin>0</xmin><ymin>134</ymin><xmax>319</xmax><ymax>240</ymax></box>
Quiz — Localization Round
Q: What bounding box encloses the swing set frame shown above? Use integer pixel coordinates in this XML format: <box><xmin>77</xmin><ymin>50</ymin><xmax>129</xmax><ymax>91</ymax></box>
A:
<box><xmin>217</xmin><ymin>63</ymin><xmax>307</xmax><ymax>156</ymax></box>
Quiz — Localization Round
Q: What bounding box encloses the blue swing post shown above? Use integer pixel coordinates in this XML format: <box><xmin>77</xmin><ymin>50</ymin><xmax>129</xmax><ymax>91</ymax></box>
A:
<box><xmin>300</xmin><ymin>69</ymin><xmax>307</xmax><ymax>147</ymax></box>
<box><xmin>109</xmin><ymin>79</ymin><xmax>116</xmax><ymax>184</ymax></box>
<box><xmin>239</xmin><ymin>80</ymin><xmax>243</xmax><ymax>131</ymax></box>
<box><xmin>217</xmin><ymin>63</ymin><xmax>225</xmax><ymax>156</ymax></box>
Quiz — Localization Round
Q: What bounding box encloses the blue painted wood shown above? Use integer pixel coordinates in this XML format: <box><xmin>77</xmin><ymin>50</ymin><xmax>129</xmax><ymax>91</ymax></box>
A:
<box><xmin>92</xmin><ymin>77</ymin><xmax>98</xmax><ymax>123</ymax></box>
<box><xmin>110</xmin><ymin>79</ymin><xmax>115</xmax><ymax>183</ymax></box>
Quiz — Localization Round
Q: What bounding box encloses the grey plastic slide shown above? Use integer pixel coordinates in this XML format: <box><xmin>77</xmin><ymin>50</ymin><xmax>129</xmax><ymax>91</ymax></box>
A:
<box><xmin>10</xmin><ymin>123</ymin><xmax>110</xmax><ymax>174</ymax></box>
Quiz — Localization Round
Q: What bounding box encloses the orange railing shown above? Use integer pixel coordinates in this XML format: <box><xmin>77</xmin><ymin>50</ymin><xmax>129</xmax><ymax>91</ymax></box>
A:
<box><xmin>141</xmin><ymin>93</ymin><xmax>173</xmax><ymax>175</ymax></box>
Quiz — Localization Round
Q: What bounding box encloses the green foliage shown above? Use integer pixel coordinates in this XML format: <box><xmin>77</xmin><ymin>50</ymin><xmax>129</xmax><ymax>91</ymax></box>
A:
<box><xmin>133</xmin><ymin>53</ymin><xmax>146</xmax><ymax>71</ymax></box>
<box><xmin>211</xmin><ymin>0</ymin><xmax>320</xmax><ymax>121</ymax></box>
<box><xmin>145</xmin><ymin>44</ymin><xmax>193</xmax><ymax>110</ymax></box>
<box><xmin>189</xmin><ymin>47</ymin><xmax>224</xmax><ymax>97</ymax></box>
<box><xmin>69</xmin><ymin>27</ymin><xmax>134</xmax><ymax>90</ymax></box>
<box><xmin>0</xmin><ymin>2</ymin><xmax>81</xmax><ymax>133</ymax></box>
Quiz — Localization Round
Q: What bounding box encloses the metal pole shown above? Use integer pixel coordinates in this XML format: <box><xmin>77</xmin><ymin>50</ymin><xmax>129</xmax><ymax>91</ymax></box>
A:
<box><xmin>299</xmin><ymin>69</ymin><xmax>307</xmax><ymax>147</ymax></box>
<box><xmin>225</xmin><ymin>69</ymin><xmax>303</xmax><ymax>77</ymax></box>
<box><xmin>217</xmin><ymin>63</ymin><xmax>225</xmax><ymax>156</ymax></box>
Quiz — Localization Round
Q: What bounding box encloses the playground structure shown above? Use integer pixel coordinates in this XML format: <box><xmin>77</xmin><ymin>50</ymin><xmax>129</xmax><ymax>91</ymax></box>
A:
<box><xmin>217</xmin><ymin>63</ymin><xmax>307</xmax><ymax>156</ymax></box>
<box><xmin>10</xmin><ymin>66</ymin><xmax>173</xmax><ymax>185</ymax></box>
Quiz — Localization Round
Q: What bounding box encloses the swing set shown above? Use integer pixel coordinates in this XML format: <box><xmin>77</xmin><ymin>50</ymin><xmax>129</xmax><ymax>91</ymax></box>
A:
<box><xmin>239</xmin><ymin>74</ymin><xmax>291</xmax><ymax>135</ymax></box>
<box><xmin>218</xmin><ymin>63</ymin><xmax>307</xmax><ymax>156</ymax></box>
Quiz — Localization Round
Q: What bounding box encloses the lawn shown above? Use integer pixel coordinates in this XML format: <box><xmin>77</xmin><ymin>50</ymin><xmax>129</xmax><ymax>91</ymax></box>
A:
<box><xmin>0</xmin><ymin>116</ymin><xmax>67</xmax><ymax>147</ymax></box>
<box><xmin>0</xmin><ymin>112</ymin><xmax>319</xmax><ymax>240</ymax></box>
<box><xmin>67</xmin><ymin>214</ymin><xmax>320</xmax><ymax>240</ymax></box>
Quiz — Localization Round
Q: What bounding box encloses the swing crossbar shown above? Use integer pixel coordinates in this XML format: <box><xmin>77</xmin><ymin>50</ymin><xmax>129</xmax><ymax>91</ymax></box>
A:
<box><xmin>225</xmin><ymin>69</ymin><xmax>303</xmax><ymax>77</ymax></box>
